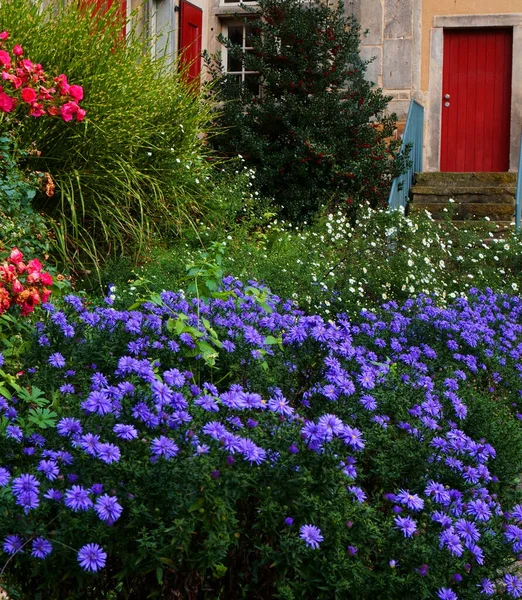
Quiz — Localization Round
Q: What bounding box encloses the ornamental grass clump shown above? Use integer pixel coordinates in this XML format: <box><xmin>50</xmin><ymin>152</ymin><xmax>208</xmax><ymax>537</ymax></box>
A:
<box><xmin>0</xmin><ymin>0</ymin><xmax>215</xmax><ymax>267</ymax></box>
<box><xmin>0</xmin><ymin>282</ymin><xmax>522</xmax><ymax>598</ymax></box>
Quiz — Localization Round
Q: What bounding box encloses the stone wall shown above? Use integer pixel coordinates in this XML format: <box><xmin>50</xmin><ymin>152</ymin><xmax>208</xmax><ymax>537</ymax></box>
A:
<box><xmin>350</xmin><ymin>0</ymin><xmax>421</xmax><ymax>123</ymax></box>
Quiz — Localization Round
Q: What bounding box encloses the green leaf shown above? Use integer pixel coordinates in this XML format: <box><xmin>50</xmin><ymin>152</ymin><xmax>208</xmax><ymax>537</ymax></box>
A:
<box><xmin>27</xmin><ymin>408</ymin><xmax>58</xmax><ymax>429</ymax></box>
<box><xmin>213</xmin><ymin>564</ymin><xmax>227</xmax><ymax>579</ymax></box>
<box><xmin>155</xmin><ymin>567</ymin><xmax>163</xmax><ymax>585</ymax></box>
<box><xmin>149</xmin><ymin>293</ymin><xmax>163</xmax><ymax>306</ymax></box>
<box><xmin>188</xmin><ymin>497</ymin><xmax>205</xmax><ymax>512</ymax></box>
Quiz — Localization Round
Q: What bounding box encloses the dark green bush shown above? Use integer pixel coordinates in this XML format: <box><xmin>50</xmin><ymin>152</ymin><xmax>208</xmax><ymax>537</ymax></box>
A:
<box><xmin>204</xmin><ymin>0</ymin><xmax>406</xmax><ymax>222</ymax></box>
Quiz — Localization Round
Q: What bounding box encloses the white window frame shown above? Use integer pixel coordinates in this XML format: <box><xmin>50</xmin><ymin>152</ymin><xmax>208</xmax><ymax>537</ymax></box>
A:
<box><xmin>222</xmin><ymin>20</ymin><xmax>261</xmax><ymax>95</ymax></box>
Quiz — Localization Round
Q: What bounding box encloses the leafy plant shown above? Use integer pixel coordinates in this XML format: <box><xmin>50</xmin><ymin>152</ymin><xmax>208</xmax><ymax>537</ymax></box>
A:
<box><xmin>0</xmin><ymin>0</ymin><xmax>217</xmax><ymax>268</ymax></box>
<box><xmin>204</xmin><ymin>0</ymin><xmax>407</xmax><ymax>221</ymax></box>
<box><xmin>0</xmin><ymin>133</ymin><xmax>51</xmax><ymax>257</ymax></box>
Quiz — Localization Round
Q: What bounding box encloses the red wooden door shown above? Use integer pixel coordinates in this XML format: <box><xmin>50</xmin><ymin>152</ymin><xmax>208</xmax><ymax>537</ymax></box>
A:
<box><xmin>440</xmin><ymin>28</ymin><xmax>512</xmax><ymax>172</ymax></box>
<box><xmin>179</xmin><ymin>0</ymin><xmax>203</xmax><ymax>83</ymax></box>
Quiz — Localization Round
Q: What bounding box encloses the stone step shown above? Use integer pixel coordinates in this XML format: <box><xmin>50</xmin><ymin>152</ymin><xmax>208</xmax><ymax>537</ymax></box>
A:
<box><xmin>412</xmin><ymin>191</ymin><xmax>515</xmax><ymax>205</ymax></box>
<box><xmin>410</xmin><ymin>202</ymin><xmax>514</xmax><ymax>221</ymax></box>
<box><xmin>450</xmin><ymin>220</ymin><xmax>513</xmax><ymax>230</ymax></box>
<box><xmin>414</xmin><ymin>172</ymin><xmax>517</xmax><ymax>187</ymax></box>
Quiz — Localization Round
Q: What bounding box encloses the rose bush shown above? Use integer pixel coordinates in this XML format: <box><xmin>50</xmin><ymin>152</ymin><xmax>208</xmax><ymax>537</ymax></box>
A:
<box><xmin>0</xmin><ymin>31</ymin><xmax>85</xmax><ymax>121</ymax></box>
<box><xmin>0</xmin><ymin>279</ymin><xmax>521</xmax><ymax>598</ymax></box>
<box><xmin>0</xmin><ymin>247</ymin><xmax>53</xmax><ymax>316</ymax></box>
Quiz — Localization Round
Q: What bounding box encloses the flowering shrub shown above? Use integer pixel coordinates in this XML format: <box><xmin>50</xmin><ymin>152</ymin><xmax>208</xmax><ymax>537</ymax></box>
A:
<box><xmin>1</xmin><ymin>281</ymin><xmax>522</xmax><ymax>598</ymax></box>
<box><xmin>114</xmin><ymin>205</ymin><xmax>522</xmax><ymax>319</ymax></box>
<box><xmin>0</xmin><ymin>247</ymin><xmax>52</xmax><ymax>316</ymax></box>
<box><xmin>0</xmin><ymin>31</ymin><xmax>85</xmax><ymax>121</ymax></box>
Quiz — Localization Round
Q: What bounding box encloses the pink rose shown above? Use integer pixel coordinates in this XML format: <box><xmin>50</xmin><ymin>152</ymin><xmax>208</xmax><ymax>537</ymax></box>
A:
<box><xmin>47</xmin><ymin>105</ymin><xmax>59</xmax><ymax>116</ymax></box>
<box><xmin>19</xmin><ymin>59</ymin><xmax>33</xmax><ymax>72</ymax></box>
<box><xmin>0</xmin><ymin>32</ymin><xmax>9</xmax><ymax>41</ymax></box>
<box><xmin>40</xmin><ymin>272</ymin><xmax>53</xmax><ymax>286</ymax></box>
<box><xmin>29</xmin><ymin>103</ymin><xmax>45</xmax><ymax>117</ymax></box>
<box><xmin>0</xmin><ymin>91</ymin><xmax>14</xmax><ymax>112</ymax></box>
<box><xmin>54</xmin><ymin>74</ymin><xmax>69</xmax><ymax>95</ymax></box>
<box><xmin>27</xmin><ymin>258</ymin><xmax>42</xmax><ymax>273</ymax></box>
<box><xmin>75</xmin><ymin>107</ymin><xmax>86</xmax><ymax>122</ymax></box>
<box><xmin>7</xmin><ymin>74</ymin><xmax>22</xmax><ymax>89</ymax></box>
<box><xmin>9</xmin><ymin>248</ymin><xmax>23</xmax><ymax>263</ymax></box>
<box><xmin>11</xmin><ymin>279</ymin><xmax>24</xmax><ymax>295</ymax></box>
<box><xmin>0</xmin><ymin>50</ymin><xmax>11</xmax><ymax>69</ymax></box>
<box><xmin>60</xmin><ymin>101</ymin><xmax>78</xmax><ymax>122</ymax></box>
<box><xmin>68</xmin><ymin>84</ymin><xmax>83</xmax><ymax>102</ymax></box>
<box><xmin>26</xmin><ymin>271</ymin><xmax>41</xmax><ymax>284</ymax></box>
<box><xmin>38</xmin><ymin>86</ymin><xmax>55</xmax><ymax>100</ymax></box>
<box><xmin>12</xmin><ymin>44</ymin><xmax>23</xmax><ymax>56</ymax></box>
<box><xmin>21</xmin><ymin>87</ymin><xmax>36</xmax><ymax>103</ymax></box>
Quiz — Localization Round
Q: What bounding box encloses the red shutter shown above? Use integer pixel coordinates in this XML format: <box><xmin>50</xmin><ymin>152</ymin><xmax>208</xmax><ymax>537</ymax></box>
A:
<box><xmin>179</xmin><ymin>0</ymin><xmax>203</xmax><ymax>83</ymax></box>
<box><xmin>440</xmin><ymin>28</ymin><xmax>512</xmax><ymax>172</ymax></box>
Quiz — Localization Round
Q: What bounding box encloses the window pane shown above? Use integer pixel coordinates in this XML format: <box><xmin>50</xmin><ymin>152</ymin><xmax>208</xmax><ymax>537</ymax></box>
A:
<box><xmin>227</xmin><ymin>52</ymin><xmax>243</xmax><ymax>72</ymax></box>
<box><xmin>246</xmin><ymin>23</ymin><xmax>261</xmax><ymax>46</ymax></box>
<box><xmin>245</xmin><ymin>73</ymin><xmax>260</xmax><ymax>96</ymax></box>
<box><xmin>227</xmin><ymin>25</ymin><xmax>243</xmax><ymax>46</ymax></box>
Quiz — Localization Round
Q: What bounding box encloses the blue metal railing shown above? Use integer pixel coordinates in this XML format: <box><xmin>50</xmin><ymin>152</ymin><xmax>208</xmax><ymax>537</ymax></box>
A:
<box><xmin>388</xmin><ymin>100</ymin><xmax>424</xmax><ymax>210</ymax></box>
<box><xmin>516</xmin><ymin>134</ymin><xmax>522</xmax><ymax>233</ymax></box>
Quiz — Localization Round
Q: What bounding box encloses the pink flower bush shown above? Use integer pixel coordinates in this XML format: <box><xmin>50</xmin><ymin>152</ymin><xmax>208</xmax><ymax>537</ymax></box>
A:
<box><xmin>0</xmin><ymin>31</ymin><xmax>86</xmax><ymax>122</ymax></box>
<box><xmin>0</xmin><ymin>248</ymin><xmax>54</xmax><ymax>316</ymax></box>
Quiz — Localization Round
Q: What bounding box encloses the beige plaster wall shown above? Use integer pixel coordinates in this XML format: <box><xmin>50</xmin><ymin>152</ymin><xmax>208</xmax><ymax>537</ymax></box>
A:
<box><xmin>421</xmin><ymin>0</ymin><xmax>521</xmax><ymax>91</ymax></box>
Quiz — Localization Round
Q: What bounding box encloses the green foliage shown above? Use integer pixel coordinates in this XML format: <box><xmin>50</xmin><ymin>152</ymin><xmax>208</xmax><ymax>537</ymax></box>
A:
<box><xmin>204</xmin><ymin>0</ymin><xmax>407</xmax><ymax>221</ymax></box>
<box><xmin>98</xmin><ymin>206</ymin><xmax>522</xmax><ymax>319</ymax></box>
<box><xmin>0</xmin><ymin>133</ymin><xmax>51</xmax><ymax>257</ymax></box>
<box><xmin>0</xmin><ymin>0</ymin><xmax>217</xmax><ymax>267</ymax></box>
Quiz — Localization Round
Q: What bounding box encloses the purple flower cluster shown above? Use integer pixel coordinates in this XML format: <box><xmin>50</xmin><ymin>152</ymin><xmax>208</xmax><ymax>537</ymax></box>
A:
<box><xmin>0</xmin><ymin>281</ymin><xmax>521</xmax><ymax>596</ymax></box>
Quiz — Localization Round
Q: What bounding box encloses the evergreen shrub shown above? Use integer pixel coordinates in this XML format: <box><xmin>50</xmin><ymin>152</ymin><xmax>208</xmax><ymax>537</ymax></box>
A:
<box><xmin>205</xmin><ymin>0</ymin><xmax>407</xmax><ymax>221</ymax></box>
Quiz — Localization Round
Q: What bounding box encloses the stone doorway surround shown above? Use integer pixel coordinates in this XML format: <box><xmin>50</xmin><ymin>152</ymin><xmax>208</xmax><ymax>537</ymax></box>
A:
<box><xmin>426</xmin><ymin>13</ymin><xmax>522</xmax><ymax>172</ymax></box>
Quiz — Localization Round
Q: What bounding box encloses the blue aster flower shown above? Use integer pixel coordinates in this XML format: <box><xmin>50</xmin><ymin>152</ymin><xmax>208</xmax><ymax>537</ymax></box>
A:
<box><xmin>77</xmin><ymin>543</ymin><xmax>107</xmax><ymax>572</ymax></box>
<box><xmin>299</xmin><ymin>524</ymin><xmax>323</xmax><ymax>549</ymax></box>
<box><xmin>31</xmin><ymin>537</ymin><xmax>52</xmax><ymax>559</ymax></box>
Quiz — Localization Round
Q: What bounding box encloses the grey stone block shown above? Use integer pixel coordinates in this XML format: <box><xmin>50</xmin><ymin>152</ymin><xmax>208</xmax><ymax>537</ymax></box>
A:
<box><xmin>352</xmin><ymin>0</ymin><xmax>383</xmax><ymax>45</ymax></box>
<box><xmin>384</xmin><ymin>0</ymin><xmax>412</xmax><ymax>39</ymax></box>
<box><xmin>359</xmin><ymin>46</ymin><xmax>382</xmax><ymax>86</ymax></box>
<box><xmin>383</xmin><ymin>39</ymin><xmax>412</xmax><ymax>89</ymax></box>
<box><xmin>385</xmin><ymin>99</ymin><xmax>410</xmax><ymax>121</ymax></box>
